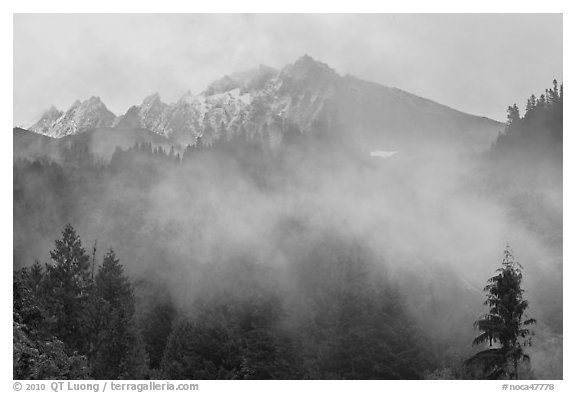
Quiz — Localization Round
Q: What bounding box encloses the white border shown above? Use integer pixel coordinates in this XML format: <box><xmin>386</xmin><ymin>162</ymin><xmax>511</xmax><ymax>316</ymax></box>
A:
<box><xmin>2</xmin><ymin>2</ymin><xmax>571</xmax><ymax>392</ymax></box>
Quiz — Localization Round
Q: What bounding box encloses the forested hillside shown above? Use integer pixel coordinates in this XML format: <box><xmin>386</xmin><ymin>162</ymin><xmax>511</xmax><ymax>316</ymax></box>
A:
<box><xmin>13</xmin><ymin>82</ymin><xmax>562</xmax><ymax>380</ymax></box>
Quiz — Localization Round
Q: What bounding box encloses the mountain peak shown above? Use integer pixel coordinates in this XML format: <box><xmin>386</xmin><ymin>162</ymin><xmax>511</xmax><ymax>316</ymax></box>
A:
<box><xmin>144</xmin><ymin>92</ymin><xmax>161</xmax><ymax>101</ymax></box>
<box><xmin>295</xmin><ymin>53</ymin><xmax>316</xmax><ymax>64</ymax></box>
<box><xmin>29</xmin><ymin>105</ymin><xmax>64</xmax><ymax>134</ymax></box>
<box><xmin>178</xmin><ymin>90</ymin><xmax>196</xmax><ymax>104</ymax></box>
<box><xmin>294</xmin><ymin>54</ymin><xmax>335</xmax><ymax>72</ymax></box>
<box><xmin>141</xmin><ymin>93</ymin><xmax>163</xmax><ymax>107</ymax></box>
<box><xmin>281</xmin><ymin>54</ymin><xmax>338</xmax><ymax>83</ymax></box>
<box><xmin>44</xmin><ymin>105</ymin><xmax>62</xmax><ymax>117</ymax></box>
<box><xmin>83</xmin><ymin>96</ymin><xmax>108</xmax><ymax>110</ymax></box>
<box><xmin>29</xmin><ymin>96</ymin><xmax>116</xmax><ymax>138</ymax></box>
<box><xmin>204</xmin><ymin>64</ymin><xmax>278</xmax><ymax>96</ymax></box>
<box><xmin>27</xmin><ymin>55</ymin><xmax>502</xmax><ymax>150</ymax></box>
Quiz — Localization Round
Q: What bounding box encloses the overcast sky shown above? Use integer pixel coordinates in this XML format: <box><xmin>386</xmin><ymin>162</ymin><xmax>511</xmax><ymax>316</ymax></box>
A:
<box><xmin>14</xmin><ymin>14</ymin><xmax>562</xmax><ymax>126</ymax></box>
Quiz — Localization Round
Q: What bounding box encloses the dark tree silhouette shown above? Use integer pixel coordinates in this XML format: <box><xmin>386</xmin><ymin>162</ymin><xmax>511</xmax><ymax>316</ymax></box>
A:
<box><xmin>43</xmin><ymin>224</ymin><xmax>92</xmax><ymax>353</ymax></box>
<box><xmin>467</xmin><ymin>245</ymin><xmax>536</xmax><ymax>379</ymax></box>
<box><xmin>14</xmin><ymin>226</ymin><xmax>150</xmax><ymax>379</ymax></box>
<box><xmin>87</xmin><ymin>249</ymin><xmax>149</xmax><ymax>379</ymax></box>
<box><xmin>506</xmin><ymin>104</ymin><xmax>520</xmax><ymax>126</ymax></box>
<box><xmin>13</xmin><ymin>263</ymin><xmax>91</xmax><ymax>379</ymax></box>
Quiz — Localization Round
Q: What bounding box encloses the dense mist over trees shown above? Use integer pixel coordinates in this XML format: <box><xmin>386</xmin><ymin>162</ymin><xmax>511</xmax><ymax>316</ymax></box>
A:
<box><xmin>14</xmin><ymin>82</ymin><xmax>562</xmax><ymax>379</ymax></box>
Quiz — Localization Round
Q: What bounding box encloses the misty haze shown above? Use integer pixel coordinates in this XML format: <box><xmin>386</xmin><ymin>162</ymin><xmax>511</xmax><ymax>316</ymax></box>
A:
<box><xmin>13</xmin><ymin>14</ymin><xmax>562</xmax><ymax>381</ymax></box>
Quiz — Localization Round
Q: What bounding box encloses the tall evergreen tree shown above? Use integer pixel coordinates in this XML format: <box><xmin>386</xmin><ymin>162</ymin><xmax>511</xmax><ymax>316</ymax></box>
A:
<box><xmin>466</xmin><ymin>245</ymin><xmax>536</xmax><ymax>379</ymax></box>
<box><xmin>14</xmin><ymin>227</ymin><xmax>149</xmax><ymax>379</ymax></box>
<box><xmin>525</xmin><ymin>94</ymin><xmax>537</xmax><ymax>116</ymax></box>
<box><xmin>506</xmin><ymin>104</ymin><xmax>520</xmax><ymax>126</ymax></box>
<box><xmin>43</xmin><ymin>224</ymin><xmax>92</xmax><ymax>353</ymax></box>
<box><xmin>140</xmin><ymin>295</ymin><xmax>177</xmax><ymax>370</ymax></box>
<box><xmin>14</xmin><ymin>265</ymin><xmax>91</xmax><ymax>379</ymax></box>
<box><xmin>89</xmin><ymin>249</ymin><xmax>149</xmax><ymax>379</ymax></box>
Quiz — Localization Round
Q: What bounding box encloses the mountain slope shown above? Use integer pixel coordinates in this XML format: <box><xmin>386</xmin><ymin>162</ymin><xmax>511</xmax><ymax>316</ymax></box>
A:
<box><xmin>26</xmin><ymin>55</ymin><xmax>503</xmax><ymax>153</ymax></box>
<box><xmin>30</xmin><ymin>97</ymin><xmax>116</xmax><ymax>138</ymax></box>
<box><xmin>29</xmin><ymin>106</ymin><xmax>63</xmax><ymax>135</ymax></box>
<box><xmin>14</xmin><ymin>127</ymin><xmax>171</xmax><ymax>162</ymax></box>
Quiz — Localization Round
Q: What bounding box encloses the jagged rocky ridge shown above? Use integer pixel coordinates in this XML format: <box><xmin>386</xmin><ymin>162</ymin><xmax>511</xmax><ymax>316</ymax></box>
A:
<box><xmin>30</xmin><ymin>97</ymin><xmax>116</xmax><ymax>138</ymax></box>
<box><xmin>28</xmin><ymin>55</ymin><xmax>503</xmax><ymax>152</ymax></box>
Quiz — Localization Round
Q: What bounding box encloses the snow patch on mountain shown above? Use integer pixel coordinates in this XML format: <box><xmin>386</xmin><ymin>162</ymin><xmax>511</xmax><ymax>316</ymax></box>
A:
<box><xmin>28</xmin><ymin>55</ymin><xmax>503</xmax><ymax>152</ymax></box>
<box><xmin>31</xmin><ymin>97</ymin><xmax>116</xmax><ymax>138</ymax></box>
<box><xmin>370</xmin><ymin>150</ymin><xmax>399</xmax><ymax>159</ymax></box>
<box><xmin>29</xmin><ymin>106</ymin><xmax>63</xmax><ymax>135</ymax></box>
